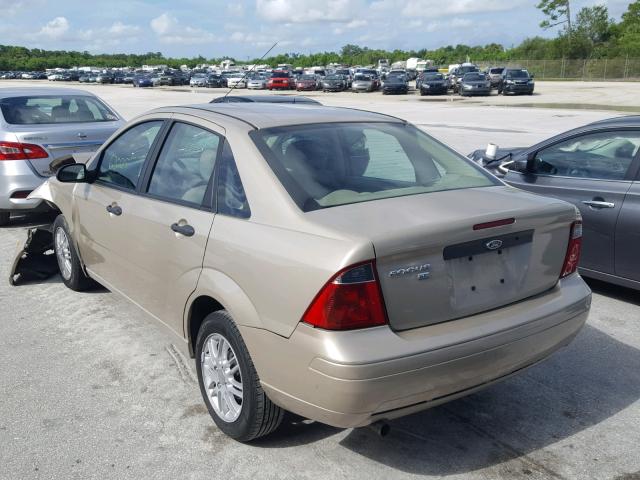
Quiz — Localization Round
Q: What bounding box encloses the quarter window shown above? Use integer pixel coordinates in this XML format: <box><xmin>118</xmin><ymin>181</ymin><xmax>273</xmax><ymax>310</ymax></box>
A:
<box><xmin>98</xmin><ymin>121</ymin><xmax>162</xmax><ymax>190</ymax></box>
<box><xmin>533</xmin><ymin>130</ymin><xmax>640</xmax><ymax>180</ymax></box>
<box><xmin>148</xmin><ymin>123</ymin><xmax>220</xmax><ymax>206</ymax></box>
<box><xmin>216</xmin><ymin>141</ymin><xmax>251</xmax><ymax>218</ymax></box>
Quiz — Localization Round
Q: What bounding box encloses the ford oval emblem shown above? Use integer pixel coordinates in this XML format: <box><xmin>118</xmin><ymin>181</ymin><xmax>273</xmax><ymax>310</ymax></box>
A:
<box><xmin>486</xmin><ymin>239</ymin><xmax>503</xmax><ymax>250</ymax></box>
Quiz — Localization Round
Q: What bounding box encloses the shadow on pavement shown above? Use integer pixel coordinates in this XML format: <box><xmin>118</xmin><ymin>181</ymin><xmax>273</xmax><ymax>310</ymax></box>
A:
<box><xmin>338</xmin><ymin>325</ymin><xmax>640</xmax><ymax>475</ymax></box>
<box><xmin>253</xmin><ymin>325</ymin><xmax>639</xmax><ymax>476</ymax></box>
<box><xmin>584</xmin><ymin>277</ymin><xmax>640</xmax><ymax>306</ymax></box>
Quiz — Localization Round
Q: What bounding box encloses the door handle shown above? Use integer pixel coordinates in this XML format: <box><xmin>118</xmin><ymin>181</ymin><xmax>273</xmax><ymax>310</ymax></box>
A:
<box><xmin>171</xmin><ymin>223</ymin><xmax>195</xmax><ymax>237</ymax></box>
<box><xmin>581</xmin><ymin>200</ymin><xmax>615</xmax><ymax>209</ymax></box>
<box><xmin>106</xmin><ymin>204</ymin><xmax>122</xmax><ymax>216</ymax></box>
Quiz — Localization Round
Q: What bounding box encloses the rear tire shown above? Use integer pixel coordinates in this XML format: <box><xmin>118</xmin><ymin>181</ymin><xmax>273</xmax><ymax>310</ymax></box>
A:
<box><xmin>52</xmin><ymin>215</ymin><xmax>94</xmax><ymax>291</ymax></box>
<box><xmin>0</xmin><ymin>212</ymin><xmax>9</xmax><ymax>226</ymax></box>
<box><xmin>196</xmin><ymin>311</ymin><xmax>284</xmax><ymax>441</ymax></box>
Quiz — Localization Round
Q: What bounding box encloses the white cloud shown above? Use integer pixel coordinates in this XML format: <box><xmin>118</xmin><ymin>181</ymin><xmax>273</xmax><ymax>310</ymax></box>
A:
<box><xmin>333</xmin><ymin>19</ymin><xmax>367</xmax><ymax>34</ymax></box>
<box><xmin>401</xmin><ymin>0</ymin><xmax>528</xmax><ymax>17</ymax></box>
<box><xmin>227</xmin><ymin>4</ymin><xmax>245</xmax><ymax>17</ymax></box>
<box><xmin>108</xmin><ymin>21</ymin><xmax>141</xmax><ymax>36</ymax></box>
<box><xmin>150</xmin><ymin>12</ymin><xmax>176</xmax><ymax>35</ymax></box>
<box><xmin>256</xmin><ymin>0</ymin><xmax>365</xmax><ymax>23</ymax></box>
<box><xmin>38</xmin><ymin>16</ymin><xmax>69</xmax><ymax>39</ymax></box>
<box><xmin>150</xmin><ymin>12</ymin><xmax>219</xmax><ymax>45</ymax></box>
<box><xmin>0</xmin><ymin>0</ymin><xmax>39</xmax><ymax>15</ymax></box>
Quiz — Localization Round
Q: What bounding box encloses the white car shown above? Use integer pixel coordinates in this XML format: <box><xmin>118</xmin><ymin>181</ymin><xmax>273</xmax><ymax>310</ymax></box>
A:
<box><xmin>225</xmin><ymin>75</ymin><xmax>247</xmax><ymax>89</ymax></box>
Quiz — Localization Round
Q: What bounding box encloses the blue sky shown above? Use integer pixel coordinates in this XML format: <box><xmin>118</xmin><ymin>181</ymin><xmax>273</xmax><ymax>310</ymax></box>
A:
<box><xmin>0</xmin><ymin>0</ymin><xmax>632</xmax><ymax>59</ymax></box>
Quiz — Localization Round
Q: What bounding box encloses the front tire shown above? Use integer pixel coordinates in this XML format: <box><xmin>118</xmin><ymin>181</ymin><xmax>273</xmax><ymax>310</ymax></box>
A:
<box><xmin>52</xmin><ymin>215</ymin><xmax>94</xmax><ymax>291</ymax></box>
<box><xmin>196</xmin><ymin>311</ymin><xmax>284</xmax><ymax>441</ymax></box>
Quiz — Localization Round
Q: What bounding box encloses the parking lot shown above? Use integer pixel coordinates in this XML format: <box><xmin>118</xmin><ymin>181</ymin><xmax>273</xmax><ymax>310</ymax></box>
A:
<box><xmin>1</xmin><ymin>80</ymin><xmax>639</xmax><ymax>480</ymax></box>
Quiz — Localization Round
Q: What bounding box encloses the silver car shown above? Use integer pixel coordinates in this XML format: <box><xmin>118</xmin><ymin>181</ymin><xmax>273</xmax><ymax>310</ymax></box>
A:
<box><xmin>246</xmin><ymin>75</ymin><xmax>267</xmax><ymax>90</ymax></box>
<box><xmin>0</xmin><ymin>87</ymin><xmax>124</xmax><ymax>225</ymax></box>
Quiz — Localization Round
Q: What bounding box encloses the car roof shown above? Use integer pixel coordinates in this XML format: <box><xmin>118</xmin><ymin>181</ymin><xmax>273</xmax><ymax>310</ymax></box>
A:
<box><xmin>0</xmin><ymin>87</ymin><xmax>98</xmax><ymax>99</ymax></box>
<box><xmin>586</xmin><ymin>115</ymin><xmax>640</xmax><ymax>128</ymax></box>
<box><xmin>210</xmin><ymin>95</ymin><xmax>321</xmax><ymax>105</ymax></box>
<box><xmin>155</xmin><ymin>103</ymin><xmax>405</xmax><ymax>130</ymax></box>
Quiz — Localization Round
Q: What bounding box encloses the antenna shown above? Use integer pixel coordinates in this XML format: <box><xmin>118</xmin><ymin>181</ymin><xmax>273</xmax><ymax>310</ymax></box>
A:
<box><xmin>222</xmin><ymin>42</ymin><xmax>278</xmax><ymax>99</ymax></box>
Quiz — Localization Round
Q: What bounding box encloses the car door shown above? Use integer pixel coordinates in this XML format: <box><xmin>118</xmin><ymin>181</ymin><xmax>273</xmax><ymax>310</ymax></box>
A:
<box><xmin>104</xmin><ymin>117</ymin><xmax>222</xmax><ymax>336</ymax></box>
<box><xmin>74</xmin><ymin>117</ymin><xmax>167</xmax><ymax>287</ymax></box>
<box><xmin>505</xmin><ymin>129</ymin><xmax>640</xmax><ymax>276</ymax></box>
<box><xmin>615</xmin><ymin>170</ymin><xmax>640</xmax><ymax>282</ymax></box>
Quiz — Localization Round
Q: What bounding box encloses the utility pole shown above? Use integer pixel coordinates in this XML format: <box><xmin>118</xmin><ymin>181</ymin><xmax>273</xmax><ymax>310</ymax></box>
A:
<box><xmin>566</xmin><ymin>1</ymin><xmax>572</xmax><ymax>41</ymax></box>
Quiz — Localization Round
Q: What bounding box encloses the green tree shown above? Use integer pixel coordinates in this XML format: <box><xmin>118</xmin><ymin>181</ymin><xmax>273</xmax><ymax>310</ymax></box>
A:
<box><xmin>575</xmin><ymin>5</ymin><xmax>612</xmax><ymax>44</ymax></box>
<box><xmin>537</xmin><ymin>0</ymin><xmax>573</xmax><ymax>38</ymax></box>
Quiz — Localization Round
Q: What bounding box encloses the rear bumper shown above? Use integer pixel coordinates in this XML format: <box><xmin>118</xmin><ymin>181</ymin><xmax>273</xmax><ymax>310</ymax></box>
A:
<box><xmin>0</xmin><ymin>160</ymin><xmax>46</xmax><ymax>212</ymax></box>
<box><xmin>382</xmin><ymin>88</ymin><xmax>408</xmax><ymax>94</ymax></box>
<box><xmin>504</xmin><ymin>84</ymin><xmax>534</xmax><ymax>93</ymax></box>
<box><xmin>420</xmin><ymin>85</ymin><xmax>448</xmax><ymax>94</ymax></box>
<box><xmin>241</xmin><ymin>274</ymin><xmax>591</xmax><ymax>428</ymax></box>
<box><xmin>462</xmin><ymin>87</ymin><xmax>491</xmax><ymax>95</ymax></box>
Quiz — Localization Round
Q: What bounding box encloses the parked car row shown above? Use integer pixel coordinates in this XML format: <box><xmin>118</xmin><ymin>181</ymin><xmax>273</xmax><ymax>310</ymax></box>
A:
<box><xmin>2</xmin><ymin>64</ymin><xmax>536</xmax><ymax>98</ymax></box>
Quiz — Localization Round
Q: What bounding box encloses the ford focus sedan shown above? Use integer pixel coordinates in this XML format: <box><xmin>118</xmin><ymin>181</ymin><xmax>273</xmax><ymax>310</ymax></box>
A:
<box><xmin>0</xmin><ymin>87</ymin><xmax>124</xmax><ymax>225</ymax></box>
<box><xmin>30</xmin><ymin>103</ymin><xmax>591</xmax><ymax>441</ymax></box>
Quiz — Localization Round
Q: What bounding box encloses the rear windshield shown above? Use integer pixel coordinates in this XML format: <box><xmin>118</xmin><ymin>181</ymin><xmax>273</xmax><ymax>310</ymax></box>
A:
<box><xmin>458</xmin><ymin>66</ymin><xmax>479</xmax><ymax>74</ymax></box>
<box><xmin>464</xmin><ymin>73</ymin><xmax>485</xmax><ymax>81</ymax></box>
<box><xmin>424</xmin><ymin>73</ymin><xmax>444</xmax><ymax>80</ymax></box>
<box><xmin>251</xmin><ymin>122</ymin><xmax>498</xmax><ymax>211</ymax></box>
<box><xmin>0</xmin><ymin>95</ymin><xmax>118</xmax><ymax>125</ymax></box>
<box><xmin>489</xmin><ymin>68</ymin><xmax>504</xmax><ymax>74</ymax></box>
<box><xmin>506</xmin><ymin>70</ymin><xmax>530</xmax><ymax>78</ymax></box>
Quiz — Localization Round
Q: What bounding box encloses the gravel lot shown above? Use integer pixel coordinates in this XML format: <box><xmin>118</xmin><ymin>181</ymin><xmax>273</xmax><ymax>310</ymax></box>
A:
<box><xmin>1</xmin><ymin>80</ymin><xmax>639</xmax><ymax>480</ymax></box>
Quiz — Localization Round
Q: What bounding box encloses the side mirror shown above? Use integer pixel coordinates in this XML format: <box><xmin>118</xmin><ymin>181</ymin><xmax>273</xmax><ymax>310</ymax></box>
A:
<box><xmin>530</xmin><ymin>73</ymin><xmax>535</xmax><ymax>79</ymax></box>
<box><xmin>57</xmin><ymin>163</ymin><xmax>89</xmax><ymax>183</ymax></box>
<box><xmin>512</xmin><ymin>151</ymin><xmax>536</xmax><ymax>173</ymax></box>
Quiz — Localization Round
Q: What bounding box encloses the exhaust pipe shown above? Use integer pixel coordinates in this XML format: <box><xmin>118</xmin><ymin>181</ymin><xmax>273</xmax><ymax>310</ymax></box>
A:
<box><xmin>366</xmin><ymin>421</ymin><xmax>391</xmax><ymax>437</ymax></box>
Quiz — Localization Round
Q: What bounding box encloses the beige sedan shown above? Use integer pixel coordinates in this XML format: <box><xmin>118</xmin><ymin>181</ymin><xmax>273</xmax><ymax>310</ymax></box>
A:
<box><xmin>31</xmin><ymin>103</ymin><xmax>591</xmax><ymax>441</ymax></box>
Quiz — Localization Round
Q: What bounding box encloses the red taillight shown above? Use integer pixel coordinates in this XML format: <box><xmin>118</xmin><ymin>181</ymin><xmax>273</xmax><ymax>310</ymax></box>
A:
<box><xmin>10</xmin><ymin>190</ymin><xmax>32</xmax><ymax>199</ymax></box>
<box><xmin>0</xmin><ymin>141</ymin><xmax>48</xmax><ymax>161</ymax></box>
<box><xmin>302</xmin><ymin>261</ymin><xmax>388</xmax><ymax>330</ymax></box>
<box><xmin>560</xmin><ymin>220</ymin><xmax>582</xmax><ymax>278</ymax></box>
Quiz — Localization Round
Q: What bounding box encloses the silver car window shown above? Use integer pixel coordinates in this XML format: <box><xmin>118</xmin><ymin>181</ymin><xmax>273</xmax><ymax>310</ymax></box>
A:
<box><xmin>97</xmin><ymin>121</ymin><xmax>163</xmax><ymax>190</ymax></box>
<box><xmin>0</xmin><ymin>95</ymin><xmax>118</xmax><ymax>125</ymax></box>
<box><xmin>148</xmin><ymin>122</ymin><xmax>221</xmax><ymax>206</ymax></box>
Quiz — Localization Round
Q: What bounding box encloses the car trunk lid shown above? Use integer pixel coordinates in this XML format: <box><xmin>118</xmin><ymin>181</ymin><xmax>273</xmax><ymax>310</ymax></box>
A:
<box><xmin>9</xmin><ymin>122</ymin><xmax>119</xmax><ymax>176</ymax></box>
<box><xmin>306</xmin><ymin>186</ymin><xmax>576</xmax><ymax>331</ymax></box>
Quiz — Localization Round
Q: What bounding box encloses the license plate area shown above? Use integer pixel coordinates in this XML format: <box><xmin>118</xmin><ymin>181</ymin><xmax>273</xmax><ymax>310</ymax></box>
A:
<box><xmin>444</xmin><ymin>230</ymin><xmax>533</xmax><ymax>311</ymax></box>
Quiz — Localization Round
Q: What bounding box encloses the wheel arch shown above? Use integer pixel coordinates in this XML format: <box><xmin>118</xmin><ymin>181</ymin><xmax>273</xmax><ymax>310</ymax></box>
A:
<box><xmin>184</xmin><ymin>268</ymin><xmax>263</xmax><ymax>358</ymax></box>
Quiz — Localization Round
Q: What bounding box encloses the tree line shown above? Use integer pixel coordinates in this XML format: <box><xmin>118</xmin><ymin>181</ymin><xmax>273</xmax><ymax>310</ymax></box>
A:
<box><xmin>0</xmin><ymin>1</ymin><xmax>638</xmax><ymax>71</ymax></box>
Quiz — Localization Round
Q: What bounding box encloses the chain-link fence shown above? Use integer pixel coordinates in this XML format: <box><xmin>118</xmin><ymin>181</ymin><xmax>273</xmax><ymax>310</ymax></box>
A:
<box><xmin>475</xmin><ymin>58</ymin><xmax>640</xmax><ymax>80</ymax></box>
